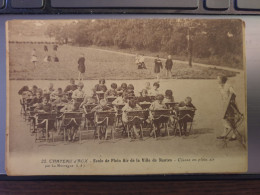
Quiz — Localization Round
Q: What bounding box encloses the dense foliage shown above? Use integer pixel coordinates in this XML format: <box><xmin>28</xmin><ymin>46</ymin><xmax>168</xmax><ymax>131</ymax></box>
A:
<box><xmin>45</xmin><ymin>19</ymin><xmax>244</xmax><ymax>69</ymax></box>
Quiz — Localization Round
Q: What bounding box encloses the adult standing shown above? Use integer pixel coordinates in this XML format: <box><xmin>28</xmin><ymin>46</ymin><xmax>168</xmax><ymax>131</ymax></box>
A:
<box><xmin>165</xmin><ymin>55</ymin><xmax>173</xmax><ymax>78</ymax></box>
<box><xmin>216</xmin><ymin>76</ymin><xmax>237</xmax><ymax>141</ymax></box>
<box><xmin>77</xmin><ymin>53</ymin><xmax>86</xmax><ymax>81</ymax></box>
<box><xmin>154</xmin><ymin>55</ymin><xmax>163</xmax><ymax>81</ymax></box>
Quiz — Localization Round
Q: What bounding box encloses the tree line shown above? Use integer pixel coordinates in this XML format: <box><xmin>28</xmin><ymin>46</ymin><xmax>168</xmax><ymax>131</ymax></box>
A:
<box><xmin>44</xmin><ymin>19</ymin><xmax>244</xmax><ymax>69</ymax></box>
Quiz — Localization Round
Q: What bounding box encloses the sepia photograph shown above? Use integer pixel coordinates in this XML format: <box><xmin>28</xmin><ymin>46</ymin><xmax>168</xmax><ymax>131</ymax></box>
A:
<box><xmin>6</xmin><ymin>18</ymin><xmax>247</xmax><ymax>175</ymax></box>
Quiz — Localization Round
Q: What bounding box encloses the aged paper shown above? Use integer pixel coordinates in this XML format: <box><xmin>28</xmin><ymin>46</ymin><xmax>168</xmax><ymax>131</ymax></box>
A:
<box><xmin>6</xmin><ymin>19</ymin><xmax>247</xmax><ymax>175</ymax></box>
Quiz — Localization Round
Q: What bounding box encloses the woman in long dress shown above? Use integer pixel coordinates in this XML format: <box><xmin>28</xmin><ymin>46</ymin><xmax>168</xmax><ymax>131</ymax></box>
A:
<box><xmin>31</xmin><ymin>48</ymin><xmax>38</xmax><ymax>68</ymax></box>
<box><xmin>165</xmin><ymin>55</ymin><xmax>173</xmax><ymax>78</ymax></box>
<box><xmin>77</xmin><ymin>53</ymin><xmax>86</xmax><ymax>81</ymax></box>
<box><xmin>154</xmin><ymin>55</ymin><xmax>163</xmax><ymax>81</ymax></box>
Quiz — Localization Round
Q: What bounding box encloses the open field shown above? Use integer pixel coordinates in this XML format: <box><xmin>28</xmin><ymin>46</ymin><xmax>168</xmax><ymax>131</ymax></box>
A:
<box><xmin>8</xmin><ymin>43</ymin><xmax>238</xmax><ymax>80</ymax></box>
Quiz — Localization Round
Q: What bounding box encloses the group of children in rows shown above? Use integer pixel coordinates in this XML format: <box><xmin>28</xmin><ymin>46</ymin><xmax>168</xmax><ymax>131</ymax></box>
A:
<box><xmin>19</xmin><ymin>78</ymin><xmax>196</xmax><ymax>141</ymax></box>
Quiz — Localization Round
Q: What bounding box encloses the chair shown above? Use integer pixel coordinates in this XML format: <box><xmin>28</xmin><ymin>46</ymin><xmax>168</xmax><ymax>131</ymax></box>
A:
<box><xmin>35</xmin><ymin>112</ymin><xmax>57</xmax><ymax>142</ymax></box>
<box><xmin>113</xmin><ymin>104</ymin><xmax>126</xmax><ymax>127</ymax></box>
<box><xmin>95</xmin><ymin>111</ymin><xmax>117</xmax><ymax>140</ymax></box>
<box><xmin>126</xmin><ymin>110</ymin><xmax>149</xmax><ymax>139</ymax></box>
<box><xmin>150</xmin><ymin>109</ymin><xmax>172</xmax><ymax>138</ymax></box>
<box><xmin>61</xmin><ymin>112</ymin><xmax>83</xmax><ymax>142</ymax></box>
<box><xmin>175</xmin><ymin>107</ymin><xmax>196</xmax><ymax>136</ymax></box>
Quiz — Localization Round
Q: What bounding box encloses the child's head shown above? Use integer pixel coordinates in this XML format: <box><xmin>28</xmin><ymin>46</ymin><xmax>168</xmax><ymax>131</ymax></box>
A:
<box><xmin>42</xmin><ymin>96</ymin><xmax>49</xmax><ymax>105</ymax></box>
<box><xmin>100</xmin><ymin>99</ymin><xmax>107</xmax><ymax>107</ymax></box>
<box><xmin>185</xmin><ymin>97</ymin><xmax>192</xmax><ymax>105</ymax></box>
<box><xmin>99</xmin><ymin>79</ymin><xmax>105</xmax><ymax>85</ymax></box>
<box><xmin>121</xmin><ymin>83</ymin><xmax>127</xmax><ymax>90</ymax></box>
<box><xmin>70</xmin><ymin>78</ymin><xmax>75</xmax><ymax>85</ymax></box>
<box><xmin>156</xmin><ymin>55</ymin><xmax>160</xmax><ymax>59</ymax></box>
<box><xmin>145</xmin><ymin>82</ymin><xmax>150</xmax><ymax>89</ymax></box>
<box><xmin>78</xmin><ymin>82</ymin><xmax>84</xmax><ymax>91</ymax></box>
<box><xmin>57</xmin><ymin>88</ymin><xmax>63</xmax><ymax>94</ymax></box>
<box><xmin>128</xmin><ymin>99</ymin><xmax>137</xmax><ymax>109</ymax></box>
<box><xmin>32</xmin><ymin>85</ymin><xmax>38</xmax><ymax>91</ymax></box>
<box><xmin>167</xmin><ymin>55</ymin><xmax>172</xmax><ymax>59</ymax></box>
<box><xmin>165</xmin><ymin>90</ymin><xmax>173</xmax><ymax>99</ymax></box>
<box><xmin>127</xmin><ymin>84</ymin><xmax>134</xmax><ymax>91</ymax></box>
<box><xmin>111</xmin><ymin>83</ymin><xmax>117</xmax><ymax>90</ymax></box>
<box><xmin>49</xmin><ymin>83</ymin><xmax>54</xmax><ymax>90</ymax></box>
<box><xmin>36</xmin><ymin>91</ymin><xmax>42</xmax><ymax>98</ymax></box>
<box><xmin>141</xmin><ymin>89</ymin><xmax>148</xmax><ymax>97</ymax></box>
<box><xmin>153</xmin><ymin>82</ymin><xmax>160</xmax><ymax>90</ymax></box>
<box><xmin>155</xmin><ymin>94</ymin><xmax>164</xmax><ymax>104</ymax></box>
<box><xmin>217</xmin><ymin>76</ymin><xmax>228</xmax><ymax>86</ymax></box>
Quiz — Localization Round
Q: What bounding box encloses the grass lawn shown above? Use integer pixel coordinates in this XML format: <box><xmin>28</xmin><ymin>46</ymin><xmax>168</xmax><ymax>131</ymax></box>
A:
<box><xmin>9</xmin><ymin>43</ymin><xmax>237</xmax><ymax>80</ymax></box>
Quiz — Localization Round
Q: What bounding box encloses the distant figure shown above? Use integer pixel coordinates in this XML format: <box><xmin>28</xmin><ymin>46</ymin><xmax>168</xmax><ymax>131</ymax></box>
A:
<box><xmin>77</xmin><ymin>54</ymin><xmax>86</xmax><ymax>81</ymax></box>
<box><xmin>44</xmin><ymin>45</ymin><xmax>48</xmax><ymax>52</ymax></box>
<box><xmin>139</xmin><ymin>54</ymin><xmax>147</xmax><ymax>69</ymax></box>
<box><xmin>31</xmin><ymin>48</ymin><xmax>38</xmax><ymax>68</ymax></box>
<box><xmin>53</xmin><ymin>44</ymin><xmax>58</xmax><ymax>51</ymax></box>
<box><xmin>135</xmin><ymin>54</ymin><xmax>146</xmax><ymax>69</ymax></box>
<box><xmin>165</xmin><ymin>55</ymin><xmax>173</xmax><ymax>78</ymax></box>
<box><xmin>154</xmin><ymin>55</ymin><xmax>163</xmax><ymax>80</ymax></box>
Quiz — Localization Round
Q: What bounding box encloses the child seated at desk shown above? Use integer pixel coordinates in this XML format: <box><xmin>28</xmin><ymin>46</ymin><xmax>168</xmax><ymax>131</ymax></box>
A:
<box><xmin>163</xmin><ymin>90</ymin><xmax>174</xmax><ymax>104</ymax></box>
<box><xmin>29</xmin><ymin>91</ymin><xmax>43</xmax><ymax>107</ymax></box>
<box><xmin>123</xmin><ymin>84</ymin><xmax>135</xmax><ymax>98</ymax></box>
<box><xmin>122</xmin><ymin>99</ymin><xmax>142</xmax><ymax>139</ymax></box>
<box><xmin>178</xmin><ymin>97</ymin><xmax>196</xmax><ymax>136</ymax></box>
<box><xmin>105</xmin><ymin>83</ymin><xmax>118</xmax><ymax>97</ymax></box>
<box><xmin>150</xmin><ymin>82</ymin><xmax>161</xmax><ymax>96</ymax></box>
<box><xmin>72</xmin><ymin>82</ymin><xmax>85</xmax><ymax>99</ymax></box>
<box><xmin>34</xmin><ymin>96</ymin><xmax>53</xmax><ymax>113</ymax></box>
<box><xmin>94</xmin><ymin>79</ymin><xmax>108</xmax><ymax>93</ymax></box>
<box><xmin>138</xmin><ymin>89</ymin><xmax>151</xmax><ymax>103</ymax></box>
<box><xmin>79</xmin><ymin>90</ymin><xmax>97</xmax><ymax>108</ymax></box>
<box><xmin>148</xmin><ymin>94</ymin><xmax>167</xmax><ymax>137</ymax></box>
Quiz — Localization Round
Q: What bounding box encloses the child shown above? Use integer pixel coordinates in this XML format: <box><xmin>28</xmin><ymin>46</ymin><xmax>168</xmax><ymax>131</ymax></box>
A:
<box><xmin>117</xmin><ymin>83</ymin><xmax>127</xmax><ymax>93</ymax></box>
<box><xmin>64</xmin><ymin>79</ymin><xmax>78</xmax><ymax>93</ymax></box>
<box><xmin>60</xmin><ymin>99</ymin><xmax>81</xmax><ymax>141</ymax></box>
<box><xmin>178</xmin><ymin>97</ymin><xmax>196</xmax><ymax>136</ymax></box>
<box><xmin>112</xmin><ymin>91</ymin><xmax>125</xmax><ymax>105</ymax></box>
<box><xmin>163</xmin><ymin>90</ymin><xmax>174</xmax><ymax>104</ymax></box>
<box><xmin>149</xmin><ymin>94</ymin><xmax>167</xmax><ymax>137</ymax></box>
<box><xmin>34</xmin><ymin>96</ymin><xmax>55</xmax><ymax>138</ymax></box>
<box><xmin>50</xmin><ymin>87</ymin><xmax>63</xmax><ymax>101</ymax></box>
<box><xmin>48</xmin><ymin>83</ymin><xmax>55</xmax><ymax>93</ymax></box>
<box><xmin>150</xmin><ymin>82</ymin><xmax>161</xmax><ymax>96</ymax></box>
<box><xmin>138</xmin><ymin>89</ymin><xmax>151</xmax><ymax>103</ymax></box>
<box><xmin>29</xmin><ymin>91</ymin><xmax>43</xmax><ymax>107</ymax></box>
<box><xmin>123</xmin><ymin>84</ymin><xmax>135</xmax><ymax>98</ymax></box>
<box><xmin>34</xmin><ymin>96</ymin><xmax>53</xmax><ymax>113</ymax></box>
<box><xmin>30</xmin><ymin>85</ymin><xmax>38</xmax><ymax>96</ymax></box>
<box><xmin>80</xmin><ymin>89</ymin><xmax>97</xmax><ymax>108</ymax></box>
<box><xmin>105</xmin><ymin>83</ymin><xmax>118</xmax><ymax>97</ymax></box>
<box><xmin>91</xmin><ymin>99</ymin><xmax>114</xmax><ymax>139</ymax></box>
<box><xmin>94</xmin><ymin>79</ymin><xmax>108</xmax><ymax>93</ymax></box>
<box><xmin>122</xmin><ymin>99</ymin><xmax>142</xmax><ymax>139</ymax></box>
<box><xmin>72</xmin><ymin>82</ymin><xmax>85</xmax><ymax>99</ymax></box>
